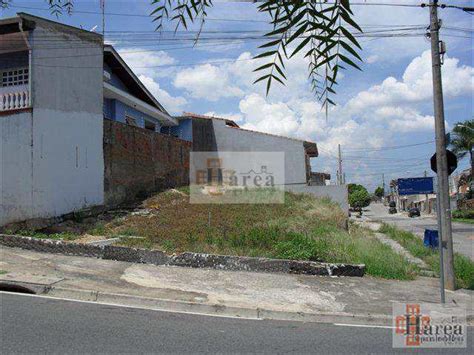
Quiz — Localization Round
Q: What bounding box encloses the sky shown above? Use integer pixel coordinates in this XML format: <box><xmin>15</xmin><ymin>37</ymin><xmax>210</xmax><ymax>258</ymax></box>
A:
<box><xmin>2</xmin><ymin>0</ymin><xmax>473</xmax><ymax>191</ymax></box>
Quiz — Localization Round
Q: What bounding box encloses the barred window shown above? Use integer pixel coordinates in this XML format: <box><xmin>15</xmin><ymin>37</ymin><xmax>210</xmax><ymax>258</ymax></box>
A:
<box><xmin>1</xmin><ymin>68</ymin><xmax>29</xmax><ymax>87</ymax></box>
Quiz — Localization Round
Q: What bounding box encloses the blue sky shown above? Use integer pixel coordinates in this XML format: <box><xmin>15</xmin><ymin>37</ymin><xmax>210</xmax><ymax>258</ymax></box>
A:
<box><xmin>2</xmin><ymin>0</ymin><xmax>473</xmax><ymax>191</ymax></box>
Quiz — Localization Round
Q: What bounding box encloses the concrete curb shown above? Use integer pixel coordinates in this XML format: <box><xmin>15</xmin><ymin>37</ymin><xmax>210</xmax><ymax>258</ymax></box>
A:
<box><xmin>2</xmin><ymin>281</ymin><xmax>473</xmax><ymax>326</ymax></box>
<box><xmin>0</xmin><ymin>280</ymin><xmax>392</xmax><ymax>326</ymax></box>
<box><xmin>0</xmin><ymin>234</ymin><xmax>365</xmax><ymax>277</ymax></box>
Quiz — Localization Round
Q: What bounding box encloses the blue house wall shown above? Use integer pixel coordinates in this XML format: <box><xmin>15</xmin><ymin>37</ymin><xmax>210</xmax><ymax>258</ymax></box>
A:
<box><xmin>161</xmin><ymin>119</ymin><xmax>192</xmax><ymax>141</ymax></box>
<box><xmin>103</xmin><ymin>63</ymin><xmax>130</xmax><ymax>93</ymax></box>
<box><xmin>103</xmin><ymin>64</ymin><xmax>161</xmax><ymax>132</ymax></box>
<box><xmin>103</xmin><ymin>99</ymin><xmax>161</xmax><ymax>132</ymax></box>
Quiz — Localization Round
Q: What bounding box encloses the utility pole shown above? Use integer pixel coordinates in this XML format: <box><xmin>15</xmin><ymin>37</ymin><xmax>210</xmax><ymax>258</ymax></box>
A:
<box><xmin>429</xmin><ymin>0</ymin><xmax>455</xmax><ymax>292</ymax></box>
<box><xmin>101</xmin><ymin>0</ymin><xmax>106</xmax><ymax>38</ymax></box>
<box><xmin>338</xmin><ymin>144</ymin><xmax>343</xmax><ymax>185</ymax></box>
<box><xmin>424</xmin><ymin>170</ymin><xmax>430</xmax><ymax>213</ymax></box>
<box><xmin>382</xmin><ymin>173</ymin><xmax>386</xmax><ymax>203</ymax></box>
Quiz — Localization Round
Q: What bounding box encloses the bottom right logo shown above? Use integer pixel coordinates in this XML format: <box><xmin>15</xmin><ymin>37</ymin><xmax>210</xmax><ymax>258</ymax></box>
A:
<box><xmin>393</xmin><ymin>303</ymin><xmax>467</xmax><ymax>348</ymax></box>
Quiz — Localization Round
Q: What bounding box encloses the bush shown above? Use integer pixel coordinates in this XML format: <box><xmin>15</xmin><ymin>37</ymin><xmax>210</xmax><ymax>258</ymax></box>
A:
<box><xmin>349</xmin><ymin>189</ymin><xmax>371</xmax><ymax>208</ymax></box>
<box><xmin>452</xmin><ymin>209</ymin><xmax>474</xmax><ymax>219</ymax></box>
<box><xmin>374</xmin><ymin>187</ymin><xmax>384</xmax><ymax>198</ymax></box>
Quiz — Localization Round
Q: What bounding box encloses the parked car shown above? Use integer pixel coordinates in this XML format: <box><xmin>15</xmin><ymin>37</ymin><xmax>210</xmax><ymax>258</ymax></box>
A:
<box><xmin>389</xmin><ymin>207</ymin><xmax>397</xmax><ymax>214</ymax></box>
<box><xmin>389</xmin><ymin>201</ymin><xmax>396</xmax><ymax>208</ymax></box>
<box><xmin>408</xmin><ymin>207</ymin><xmax>421</xmax><ymax>218</ymax></box>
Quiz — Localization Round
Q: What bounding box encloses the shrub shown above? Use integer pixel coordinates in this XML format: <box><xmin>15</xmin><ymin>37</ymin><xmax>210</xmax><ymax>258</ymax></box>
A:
<box><xmin>452</xmin><ymin>209</ymin><xmax>474</xmax><ymax>219</ymax></box>
<box><xmin>349</xmin><ymin>189</ymin><xmax>371</xmax><ymax>208</ymax></box>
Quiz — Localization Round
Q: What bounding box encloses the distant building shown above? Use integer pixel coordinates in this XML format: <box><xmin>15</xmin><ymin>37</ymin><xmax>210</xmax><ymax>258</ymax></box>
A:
<box><xmin>388</xmin><ymin>179</ymin><xmax>436</xmax><ymax>213</ymax></box>
<box><xmin>163</xmin><ymin>112</ymin><xmax>321</xmax><ymax>186</ymax></box>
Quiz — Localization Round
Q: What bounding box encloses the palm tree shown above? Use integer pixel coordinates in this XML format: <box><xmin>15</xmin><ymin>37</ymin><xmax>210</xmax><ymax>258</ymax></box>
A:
<box><xmin>449</xmin><ymin>120</ymin><xmax>474</xmax><ymax>182</ymax></box>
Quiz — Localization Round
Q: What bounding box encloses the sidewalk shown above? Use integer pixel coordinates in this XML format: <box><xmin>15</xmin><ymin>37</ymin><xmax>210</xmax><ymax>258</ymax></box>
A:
<box><xmin>1</xmin><ymin>246</ymin><xmax>472</xmax><ymax>325</ymax></box>
<box><xmin>363</xmin><ymin>203</ymin><xmax>474</xmax><ymax>260</ymax></box>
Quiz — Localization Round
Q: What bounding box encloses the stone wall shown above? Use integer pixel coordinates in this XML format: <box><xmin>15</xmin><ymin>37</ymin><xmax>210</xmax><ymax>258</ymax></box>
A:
<box><xmin>103</xmin><ymin>119</ymin><xmax>191</xmax><ymax>206</ymax></box>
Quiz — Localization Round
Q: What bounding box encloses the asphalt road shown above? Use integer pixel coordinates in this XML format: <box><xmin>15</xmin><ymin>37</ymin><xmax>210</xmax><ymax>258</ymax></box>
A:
<box><xmin>365</xmin><ymin>203</ymin><xmax>473</xmax><ymax>260</ymax></box>
<box><xmin>1</xmin><ymin>292</ymin><xmax>472</xmax><ymax>354</ymax></box>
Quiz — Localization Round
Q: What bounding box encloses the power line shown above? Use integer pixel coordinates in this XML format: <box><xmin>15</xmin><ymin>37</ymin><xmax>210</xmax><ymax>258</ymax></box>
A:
<box><xmin>343</xmin><ymin>140</ymin><xmax>435</xmax><ymax>152</ymax></box>
<box><xmin>6</xmin><ymin>2</ymin><xmax>424</xmax><ymax>21</ymax></box>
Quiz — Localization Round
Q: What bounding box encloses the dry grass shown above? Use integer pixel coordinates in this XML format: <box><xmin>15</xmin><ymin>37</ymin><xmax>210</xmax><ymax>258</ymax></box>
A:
<box><xmin>12</xmin><ymin>189</ymin><xmax>419</xmax><ymax>280</ymax></box>
<box><xmin>109</xmin><ymin>190</ymin><xmax>347</xmax><ymax>253</ymax></box>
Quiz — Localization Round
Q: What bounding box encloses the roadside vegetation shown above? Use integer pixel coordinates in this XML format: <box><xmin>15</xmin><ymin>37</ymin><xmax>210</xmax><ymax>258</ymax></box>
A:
<box><xmin>379</xmin><ymin>223</ymin><xmax>474</xmax><ymax>290</ymax></box>
<box><xmin>452</xmin><ymin>209</ymin><xmax>474</xmax><ymax>225</ymax></box>
<box><xmin>8</xmin><ymin>189</ymin><xmax>420</xmax><ymax>281</ymax></box>
<box><xmin>348</xmin><ymin>184</ymin><xmax>371</xmax><ymax>209</ymax></box>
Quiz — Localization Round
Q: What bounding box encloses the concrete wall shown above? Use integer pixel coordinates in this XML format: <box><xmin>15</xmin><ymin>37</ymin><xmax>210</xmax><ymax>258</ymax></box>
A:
<box><xmin>0</xmin><ymin>111</ymin><xmax>34</xmax><ymax>225</ymax></box>
<box><xmin>103</xmin><ymin>119</ymin><xmax>191</xmax><ymax>206</ymax></box>
<box><xmin>211</xmin><ymin>119</ymin><xmax>308</xmax><ymax>185</ymax></box>
<box><xmin>0</xmin><ymin>19</ymin><xmax>104</xmax><ymax>226</ymax></box>
<box><xmin>285</xmin><ymin>185</ymin><xmax>349</xmax><ymax>214</ymax></box>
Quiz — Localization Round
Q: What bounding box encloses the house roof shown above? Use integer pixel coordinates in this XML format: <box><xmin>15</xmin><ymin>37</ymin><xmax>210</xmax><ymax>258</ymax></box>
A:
<box><xmin>103</xmin><ymin>45</ymin><xmax>169</xmax><ymax>116</ymax></box>
<box><xmin>15</xmin><ymin>12</ymin><xmax>102</xmax><ymax>42</ymax></box>
<box><xmin>177</xmin><ymin>112</ymin><xmax>240</xmax><ymax>128</ymax></box>
<box><xmin>1</xmin><ymin>13</ymin><xmax>171</xmax><ymax>119</ymax></box>
<box><xmin>178</xmin><ymin>112</ymin><xmax>318</xmax><ymax>157</ymax></box>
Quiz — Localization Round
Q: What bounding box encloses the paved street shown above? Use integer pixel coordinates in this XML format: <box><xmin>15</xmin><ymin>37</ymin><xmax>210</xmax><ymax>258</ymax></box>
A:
<box><xmin>365</xmin><ymin>203</ymin><xmax>473</xmax><ymax>260</ymax></box>
<box><xmin>1</xmin><ymin>292</ymin><xmax>472</xmax><ymax>354</ymax></box>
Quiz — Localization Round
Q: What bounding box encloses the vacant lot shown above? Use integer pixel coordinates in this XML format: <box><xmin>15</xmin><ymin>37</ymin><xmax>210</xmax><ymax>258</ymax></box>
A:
<box><xmin>12</xmin><ymin>189</ymin><xmax>418</xmax><ymax>280</ymax></box>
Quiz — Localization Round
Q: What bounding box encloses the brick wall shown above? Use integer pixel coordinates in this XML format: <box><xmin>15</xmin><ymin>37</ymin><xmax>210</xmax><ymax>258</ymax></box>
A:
<box><xmin>103</xmin><ymin>119</ymin><xmax>190</xmax><ymax>206</ymax></box>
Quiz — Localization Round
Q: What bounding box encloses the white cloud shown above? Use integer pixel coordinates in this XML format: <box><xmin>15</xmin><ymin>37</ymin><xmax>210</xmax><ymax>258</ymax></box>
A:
<box><xmin>173</xmin><ymin>63</ymin><xmax>244</xmax><ymax>101</ymax></box>
<box><xmin>139</xmin><ymin>75</ymin><xmax>187</xmax><ymax>114</ymax></box>
<box><xmin>366</xmin><ymin>55</ymin><xmax>379</xmax><ymax>64</ymax></box>
<box><xmin>347</xmin><ymin>51</ymin><xmax>473</xmax><ymax>113</ymax></box>
<box><xmin>119</xmin><ymin>49</ymin><xmax>176</xmax><ymax>79</ymax></box>
<box><xmin>179</xmin><ymin>50</ymin><xmax>471</xmax><ymax>166</ymax></box>
<box><xmin>238</xmin><ymin>94</ymin><xmax>301</xmax><ymax>137</ymax></box>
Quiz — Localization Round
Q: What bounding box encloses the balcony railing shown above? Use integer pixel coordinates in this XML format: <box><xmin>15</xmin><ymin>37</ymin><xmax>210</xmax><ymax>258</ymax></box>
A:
<box><xmin>0</xmin><ymin>85</ymin><xmax>30</xmax><ymax>112</ymax></box>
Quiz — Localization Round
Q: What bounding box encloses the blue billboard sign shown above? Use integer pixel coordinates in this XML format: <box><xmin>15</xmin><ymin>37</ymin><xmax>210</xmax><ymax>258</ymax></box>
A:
<box><xmin>398</xmin><ymin>177</ymin><xmax>434</xmax><ymax>195</ymax></box>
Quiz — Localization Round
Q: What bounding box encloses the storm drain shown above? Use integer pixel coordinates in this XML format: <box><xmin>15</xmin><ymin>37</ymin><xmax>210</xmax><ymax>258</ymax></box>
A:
<box><xmin>0</xmin><ymin>282</ymin><xmax>37</xmax><ymax>294</ymax></box>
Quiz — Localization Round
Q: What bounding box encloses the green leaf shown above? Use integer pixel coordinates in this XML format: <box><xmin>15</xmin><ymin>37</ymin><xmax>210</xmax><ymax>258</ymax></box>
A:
<box><xmin>266</xmin><ymin>76</ymin><xmax>272</xmax><ymax>96</ymax></box>
<box><xmin>254</xmin><ymin>50</ymin><xmax>278</xmax><ymax>59</ymax></box>
<box><xmin>286</xmin><ymin>22</ymin><xmax>308</xmax><ymax>45</ymax></box>
<box><xmin>339</xmin><ymin>26</ymin><xmax>362</xmax><ymax>49</ymax></box>
<box><xmin>339</xmin><ymin>41</ymin><xmax>362</xmax><ymax>61</ymax></box>
<box><xmin>253</xmin><ymin>63</ymin><xmax>274</xmax><ymax>72</ymax></box>
<box><xmin>274</xmin><ymin>64</ymin><xmax>287</xmax><ymax>80</ymax></box>
<box><xmin>272</xmin><ymin>74</ymin><xmax>285</xmax><ymax>86</ymax></box>
<box><xmin>253</xmin><ymin>74</ymin><xmax>271</xmax><ymax>85</ymax></box>
<box><xmin>290</xmin><ymin>36</ymin><xmax>311</xmax><ymax>58</ymax></box>
<box><xmin>340</xmin><ymin>0</ymin><xmax>353</xmax><ymax>15</ymax></box>
<box><xmin>259</xmin><ymin>39</ymin><xmax>282</xmax><ymax>49</ymax></box>
<box><xmin>340</xmin><ymin>8</ymin><xmax>363</xmax><ymax>33</ymax></box>
<box><xmin>339</xmin><ymin>54</ymin><xmax>362</xmax><ymax>71</ymax></box>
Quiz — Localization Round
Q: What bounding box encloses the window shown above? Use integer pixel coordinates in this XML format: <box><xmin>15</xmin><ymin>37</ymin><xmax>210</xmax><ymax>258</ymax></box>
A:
<box><xmin>144</xmin><ymin>120</ymin><xmax>156</xmax><ymax>132</ymax></box>
<box><xmin>125</xmin><ymin>115</ymin><xmax>138</xmax><ymax>127</ymax></box>
<box><xmin>1</xmin><ymin>68</ymin><xmax>29</xmax><ymax>87</ymax></box>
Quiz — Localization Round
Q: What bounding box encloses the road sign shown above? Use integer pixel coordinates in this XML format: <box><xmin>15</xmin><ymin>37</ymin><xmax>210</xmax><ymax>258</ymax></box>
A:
<box><xmin>430</xmin><ymin>149</ymin><xmax>457</xmax><ymax>175</ymax></box>
<box><xmin>398</xmin><ymin>177</ymin><xmax>434</xmax><ymax>195</ymax></box>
